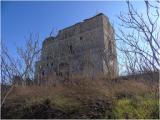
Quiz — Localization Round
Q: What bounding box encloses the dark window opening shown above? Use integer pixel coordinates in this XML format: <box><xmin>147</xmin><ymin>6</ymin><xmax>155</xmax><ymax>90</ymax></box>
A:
<box><xmin>42</xmin><ymin>71</ymin><xmax>45</xmax><ymax>76</ymax></box>
<box><xmin>47</xmin><ymin>63</ymin><xmax>49</xmax><ymax>67</ymax></box>
<box><xmin>69</xmin><ymin>45</ymin><xmax>74</xmax><ymax>54</ymax></box>
<box><xmin>80</xmin><ymin>37</ymin><xmax>83</xmax><ymax>40</ymax></box>
<box><xmin>51</xmin><ymin>63</ymin><xmax>53</xmax><ymax>66</ymax></box>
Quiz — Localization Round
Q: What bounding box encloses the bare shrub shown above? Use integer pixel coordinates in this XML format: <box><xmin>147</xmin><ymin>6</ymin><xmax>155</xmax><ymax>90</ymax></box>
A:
<box><xmin>117</xmin><ymin>1</ymin><xmax>160</xmax><ymax>74</ymax></box>
<box><xmin>3</xmin><ymin>75</ymin><xmax>158</xmax><ymax>106</ymax></box>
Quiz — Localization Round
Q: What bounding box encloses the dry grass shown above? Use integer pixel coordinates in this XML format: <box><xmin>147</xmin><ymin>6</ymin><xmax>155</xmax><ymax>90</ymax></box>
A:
<box><xmin>4</xmin><ymin>75</ymin><xmax>158</xmax><ymax>104</ymax></box>
<box><xmin>1</xmin><ymin>75</ymin><xmax>159</xmax><ymax>119</ymax></box>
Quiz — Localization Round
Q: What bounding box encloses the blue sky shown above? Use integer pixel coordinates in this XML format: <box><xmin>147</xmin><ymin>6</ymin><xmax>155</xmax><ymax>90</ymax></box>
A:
<box><xmin>2</xmin><ymin>1</ymin><xmax>147</xmax><ymax>74</ymax></box>
<box><xmin>2</xmin><ymin>1</ymin><xmax>145</xmax><ymax>54</ymax></box>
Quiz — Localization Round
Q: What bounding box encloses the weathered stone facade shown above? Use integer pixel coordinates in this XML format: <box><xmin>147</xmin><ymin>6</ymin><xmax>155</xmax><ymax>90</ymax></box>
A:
<box><xmin>35</xmin><ymin>13</ymin><xmax>118</xmax><ymax>85</ymax></box>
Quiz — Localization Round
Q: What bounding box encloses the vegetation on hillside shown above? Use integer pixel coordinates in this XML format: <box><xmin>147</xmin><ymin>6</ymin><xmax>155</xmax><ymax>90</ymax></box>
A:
<box><xmin>1</xmin><ymin>76</ymin><xmax>159</xmax><ymax>119</ymax></box>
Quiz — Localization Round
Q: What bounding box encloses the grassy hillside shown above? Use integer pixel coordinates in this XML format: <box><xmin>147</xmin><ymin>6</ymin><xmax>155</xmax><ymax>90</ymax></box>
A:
<box><xmin>1</xmin><ymin>76</ymin><xmax>159</xmax><ymax>119</ymax></box>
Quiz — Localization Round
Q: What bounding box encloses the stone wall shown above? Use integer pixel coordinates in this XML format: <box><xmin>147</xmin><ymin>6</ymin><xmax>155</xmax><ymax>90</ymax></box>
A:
<box><xmin>35</xmin><ymin>13</ymin><xmax>118</xmax><ymax>85</ymax></box>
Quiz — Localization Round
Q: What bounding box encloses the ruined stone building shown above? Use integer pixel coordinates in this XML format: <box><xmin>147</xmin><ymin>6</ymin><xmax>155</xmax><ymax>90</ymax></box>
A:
<box><xmin>35</xmin><ymin>13</ymin><xmax>118</xmax><ymax>85</ymax></box>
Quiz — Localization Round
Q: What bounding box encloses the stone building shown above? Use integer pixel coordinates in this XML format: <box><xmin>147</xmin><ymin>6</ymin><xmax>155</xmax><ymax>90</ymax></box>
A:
<box><xmin>35</xmin><ymin>13</ymin><xmax>118</xmax><ymax>85</ymax></box>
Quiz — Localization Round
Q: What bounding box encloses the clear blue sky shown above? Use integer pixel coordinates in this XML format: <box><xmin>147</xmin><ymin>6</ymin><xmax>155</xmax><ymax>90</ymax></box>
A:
<box><xmin>2</xmin><ymin>1</ymin><xmax>145</xmax><ymax>74</ymax></box>
<box><xmin>2</xmin><ymin>1</ymin><xmax>145</xmax><ymax>54</ymax></box>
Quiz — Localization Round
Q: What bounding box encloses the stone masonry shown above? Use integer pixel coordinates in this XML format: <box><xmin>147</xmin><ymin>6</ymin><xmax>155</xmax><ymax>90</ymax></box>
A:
<box><xmin>35</xmin><ymin>13</ymin><xmax>118</xmax><ymax>85</ymax></box>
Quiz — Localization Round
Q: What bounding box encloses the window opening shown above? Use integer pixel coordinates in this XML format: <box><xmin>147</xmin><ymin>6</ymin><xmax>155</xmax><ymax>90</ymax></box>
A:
<box><xmin>69</xmin><ymin>45</ymin><xmax>74</xmax><ymax>54</ymax></box>
<box><xmin>80</xmin><ymin>37</ymin><xmax>83</xmax><ymax>40</ymax></box>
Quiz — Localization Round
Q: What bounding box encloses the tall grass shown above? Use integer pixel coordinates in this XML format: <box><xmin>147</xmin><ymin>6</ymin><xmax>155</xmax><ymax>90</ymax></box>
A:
<box><xmin>1</xmin><ymin>75</ymin><xmax>159</xmax><ymax>119</ymax></box>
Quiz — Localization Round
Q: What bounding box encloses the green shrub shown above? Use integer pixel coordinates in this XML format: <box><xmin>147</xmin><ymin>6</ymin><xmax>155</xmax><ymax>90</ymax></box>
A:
<box><xmin>112</xmin><ymin>98</ymin><xmax>138</xmax><ymax>119</ymax></box>
<box><xmin>133</xmin><ymin>96</ymin><xmax>159</xmax><ymax>119</ymax></box>
<box><xmin>110</xmin><ymin>96</ymin><xmax>159</xmax><ymax>119</ymax></box>
<box><xmin>53</xmin><ymin>96</ymin><xmax>81</xmax><ymax>111</ymax></box>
